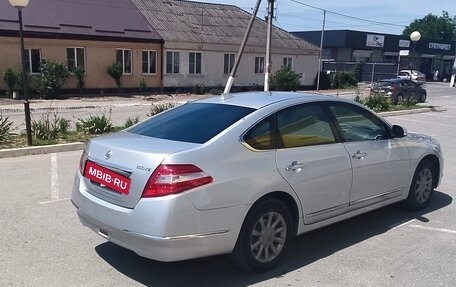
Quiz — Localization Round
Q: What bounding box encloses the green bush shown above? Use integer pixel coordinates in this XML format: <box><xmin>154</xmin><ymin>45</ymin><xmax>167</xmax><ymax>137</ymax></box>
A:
<box><xmin>270</xmin><ymin>66</ymin><xmax>301</xmax><ymax>91</ymax></box>
<box><xmin>314</xmin><ymin>71</ymin><xmax>332</xmax><ymax>90</ymax></box>
<box><xmin>31</xmin><ymin>111</ymin><xmax>70</xmax><ymax>140</ymax></box>
<box><xmin>77</xmin><ymin>114</ymin><xmax>114</xmax><ymax>135</ymax></box>
<box><xmin>193</xmin><ymin>83</ymin><xmax>206</xmax><ymax>95</ymax></box>
<box><xmin>332</xmin><ymin>71</ymin><xmax>358</xmax><ymax>89</ymax></box>
<box><xmin>124</xmin><ymin>116</ymin><xmax>140</xmax><ymax>128</ymax></box>
<box><xmin>3</xmin><ymin>67</ymin><xmax>19</xmax><ymax>97</ymax></box>
<box><xmin>74</xmin><ymin>66</ymin><xmax>86</xmax><ymax>95</ymax></box>
<box><xmin>106</xmin><ymin>62</ymin><xmax>123</xmax><ymax>95</ymax></box>
<box><xmin>357</xmin><ymin>89</ymin><xmax>391</xmax><ymax>112</ymax></box>
<box><xmin>147</xmin><ymin>103</ymin><xmax>175</xmax><ymax>117</ymax></box>
<box><xmin>139</xmin><ymin>78</ymin><xmax>147</xmax><ymax>92</ymax></box>
<box><xmin>37</xmin><ymin>59</ymin><xmax>70</xmax><ymax>99</ymax></box>
<box><xmin>209</xmin><ymin>88</ymin><xmax>222</xmax><ymax>95</ymax></box>
<box><xmin>0</xmin><ymin>115</ymin><xmax>14</xmax><ymax>143</ymax></box>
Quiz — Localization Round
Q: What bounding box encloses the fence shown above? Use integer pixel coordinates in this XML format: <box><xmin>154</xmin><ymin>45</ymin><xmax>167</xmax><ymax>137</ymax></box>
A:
<box><xmin>322</xmin><ymin>62</ymin><xmax>398</xmax><ymax>83</ymax></box>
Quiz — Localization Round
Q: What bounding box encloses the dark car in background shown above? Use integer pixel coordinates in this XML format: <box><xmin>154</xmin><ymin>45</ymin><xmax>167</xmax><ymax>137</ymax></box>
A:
<box><xmin>376</xmin><ymin>78</ymin><xmax>427</xmax><ymax>104</ymax></box>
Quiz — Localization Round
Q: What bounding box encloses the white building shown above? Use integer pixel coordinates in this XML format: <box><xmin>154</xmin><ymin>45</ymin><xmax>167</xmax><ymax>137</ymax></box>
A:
<box><xmin>132</xmin><ymin>0</ymin><xmax>319</xmax><ymax>89</ymax></box>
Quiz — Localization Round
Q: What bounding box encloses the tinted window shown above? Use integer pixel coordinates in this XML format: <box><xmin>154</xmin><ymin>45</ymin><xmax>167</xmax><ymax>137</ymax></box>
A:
<box><xmin>277</xmin><ymin>103</ymin><xmax>335</xmax><ymax>148</ymax></box>
<box><xmin>329</xmin><ymin>103</ymin><xmax>390</xmax><ymax>141</ymax></box>
<box><xmin>129</xmin><ymin>103</ymin><xmax>255</xmax><ymax>144</ymax></box>
<box><xmin>244</xmin><ymin>116</ymin><xmax>275</xmax><ymax>150</ymax></box>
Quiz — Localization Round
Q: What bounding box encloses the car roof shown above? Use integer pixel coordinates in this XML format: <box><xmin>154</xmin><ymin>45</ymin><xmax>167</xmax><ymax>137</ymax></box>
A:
<box><xmin>381</xmin><ymin>78</ymin><xmax>404</xmax><ymax>82</ymax></box>
<box><xmin>193</xmin><ymin>91</ymin><xmax>347</xmax><ymax>109</ymax></box>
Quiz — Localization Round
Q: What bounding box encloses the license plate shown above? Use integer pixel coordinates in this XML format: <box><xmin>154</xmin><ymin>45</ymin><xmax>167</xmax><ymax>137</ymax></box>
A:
<box><xmin>84</xmin><ymin>161</ymin><xmax>131</xmax><ymax>195</ymax></box>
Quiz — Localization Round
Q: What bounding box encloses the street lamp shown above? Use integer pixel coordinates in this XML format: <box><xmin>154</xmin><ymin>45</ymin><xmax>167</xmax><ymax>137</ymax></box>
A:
<box><xmin>9</xmin><ymin>0</ymin><xmax>32</xmax><ymax>146</ymax></box>
<box><xmin>410</xmin><ymin>31</ymin><xmax>421</xmax><ymax>77</ymax></box>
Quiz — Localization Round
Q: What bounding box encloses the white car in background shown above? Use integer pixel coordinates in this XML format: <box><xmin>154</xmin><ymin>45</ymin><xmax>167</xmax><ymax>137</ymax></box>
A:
<box><xmin>398</xmin><ymin>70</ymin><xmax>426</xmax><ymax>85</ymax></box>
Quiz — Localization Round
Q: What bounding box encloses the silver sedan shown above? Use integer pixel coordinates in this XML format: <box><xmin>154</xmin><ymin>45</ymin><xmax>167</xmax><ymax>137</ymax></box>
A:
<box><xmin>71</xmin><ymin>91</ymin><xmax>443</xmax><ymax>272</ymax></box>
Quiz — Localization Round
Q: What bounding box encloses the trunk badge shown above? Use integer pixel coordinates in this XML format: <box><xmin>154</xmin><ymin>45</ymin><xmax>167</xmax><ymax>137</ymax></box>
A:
<box><xmin>105</xmin><ymin>150</ymin><xmax>113</xmax><ymax>160</ymax></box>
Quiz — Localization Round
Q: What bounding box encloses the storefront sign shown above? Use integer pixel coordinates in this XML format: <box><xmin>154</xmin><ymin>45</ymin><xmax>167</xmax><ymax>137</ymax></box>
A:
<box><xmin>429</xmin><ymin>42</ymin><xmax>452</xmax><ymax>51</ymax></box>
<box><xmin>366</xmin><ymin>34</ymin><xmax>385</xmax><ymax>47</ymax></box>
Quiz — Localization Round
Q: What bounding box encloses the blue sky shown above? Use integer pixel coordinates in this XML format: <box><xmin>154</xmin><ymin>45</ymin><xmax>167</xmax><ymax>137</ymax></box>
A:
<box><xmin>203</xmin><ymin>0</ymin><xmax>455</xmax><ymax>35</ymax></box>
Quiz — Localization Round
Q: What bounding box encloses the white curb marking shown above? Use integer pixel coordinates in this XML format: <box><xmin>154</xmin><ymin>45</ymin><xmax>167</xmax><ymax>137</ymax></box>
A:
<box><xmin>408</xmin><ymin>224</ymin><xmax>456</xmax><ymax>234</ymax></box>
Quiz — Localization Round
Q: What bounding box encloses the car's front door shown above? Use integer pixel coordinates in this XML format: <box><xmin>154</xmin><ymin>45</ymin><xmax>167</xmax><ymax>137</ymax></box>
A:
<box><xmin>274</xmin><ymin>103</ymin><xmax>352</xmax><ymax>224</ymax></box>
<box><xmin>327</xmin><ymin>102</ymin><xmax>410</xmax><ymax>207</ymax></box>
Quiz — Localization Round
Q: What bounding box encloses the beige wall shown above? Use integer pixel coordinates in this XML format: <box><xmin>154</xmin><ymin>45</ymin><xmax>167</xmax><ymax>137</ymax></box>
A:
<box><xmin>0</xmin><ymin>36</ymin><xmax>162</xmax><ymax>93</ymax></box>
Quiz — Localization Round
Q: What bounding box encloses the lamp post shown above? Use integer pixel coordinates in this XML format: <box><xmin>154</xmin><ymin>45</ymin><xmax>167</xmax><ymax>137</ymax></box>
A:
<box><xmin>409</xmin><ymin>31</ymin><xmax>421</xmax><ymax>79</ymax></box>
<box><xmin>9</xmin><ymin>0</ymin><xmax>32</xmax><ymax>146</ymax></box>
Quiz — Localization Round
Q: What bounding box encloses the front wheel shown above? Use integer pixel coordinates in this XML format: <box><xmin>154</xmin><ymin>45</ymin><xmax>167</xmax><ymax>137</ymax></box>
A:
<box><xmin>405</xmin><ymin>160</ymin><xmax>434</xmax><ymax>210</ymax></box>
<box><xmin>231</xmin><ymin>198</ymin><xmax>293</xmax><ymax>272</ymax></box>
<box><xmin>419</xmin><ymin>93</ymin><xmax>427</xmax><ymax>103</ymax></box>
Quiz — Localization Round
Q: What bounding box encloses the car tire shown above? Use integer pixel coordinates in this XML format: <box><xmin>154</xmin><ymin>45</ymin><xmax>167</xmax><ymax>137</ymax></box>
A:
<box><xmin>405</xmin><ymin>160</ymin><xmax>434</xmax><ymax>210</ymax></box>
<box><xmin>395</xmin><ymin>94</ymin><xmax>404</xmax><ymax>105</ymax></box>
<box><xmin>419</xmin><ymin>93</ymin><xmax>427</xmax><ymax>103</ymax></box>
<box><xmin>231</xmin><ymin>198</ymin><xmax>293</xmax><ymax>272</ymax></box>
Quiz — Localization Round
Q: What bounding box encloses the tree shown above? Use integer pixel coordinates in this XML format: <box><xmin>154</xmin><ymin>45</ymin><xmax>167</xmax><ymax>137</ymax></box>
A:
<box><xmin>270</xmin><ymin>66</ymin><xmax>302</xmax><ymax>91</ymax></box>
<box><xmin>402</xmin><ymin>11</ymin><xmax>456</xmax><ymax>41</ymax></box>
<box><xmin>106</xmin><ymin>62</ymin><xmax>123</xmax><ymax>95</ymax></box>
<box><xmin>37</xmin><ymin>59</ymin><xmax>70</xmax><ymax>99</ymax></box>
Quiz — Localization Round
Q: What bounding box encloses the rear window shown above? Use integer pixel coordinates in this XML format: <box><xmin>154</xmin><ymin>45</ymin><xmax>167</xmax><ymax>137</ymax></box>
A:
<box><xmin>129</xmin><ymin>103</ymin><xmax>255</xmax><ymax>144</ymax></box>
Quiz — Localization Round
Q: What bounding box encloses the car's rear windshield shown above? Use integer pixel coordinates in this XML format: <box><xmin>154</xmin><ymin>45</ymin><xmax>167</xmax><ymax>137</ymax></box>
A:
<box><xmin>128</xmin><ymin>103</ymin><xmax>255</xmax><ymax>144</ymax></box>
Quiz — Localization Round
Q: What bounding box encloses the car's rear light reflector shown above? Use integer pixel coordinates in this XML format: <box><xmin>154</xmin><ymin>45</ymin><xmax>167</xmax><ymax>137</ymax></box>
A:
<box><xmin>142</xmin><ymin>164</ymin><xmax>213</xmax><ymax>198</ymax></box>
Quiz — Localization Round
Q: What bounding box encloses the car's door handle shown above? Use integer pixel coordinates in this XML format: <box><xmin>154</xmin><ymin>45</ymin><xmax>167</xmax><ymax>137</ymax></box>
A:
<box><xmin>352</xmin><ymin>150</ymin><xmax>368</xmax><ymax>160</ymax></box>
<box><xmin>285</xmin><ymin>161</ymin><xmax>306</xmax><ymax>172</ymax></box>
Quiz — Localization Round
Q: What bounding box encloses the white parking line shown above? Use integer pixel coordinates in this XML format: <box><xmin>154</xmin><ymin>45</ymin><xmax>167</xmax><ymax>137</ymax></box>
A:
<box><xmin>50</xmin><ymin>153</ymin><xmax>59</xmax><ymax>200</ymax></box>
<box><xmin>39</xmin><ymin>198</ymin><xmax>70</xmax><ymax>205</ymax></box>
<box><xmin>390</xmin><ymin>219</ymin><xmax>415</xmax><ymax>230</ymax></box>
<box><xmin>408</xmin><ymin>224</ymin><xmax>456</xmax><ymax>234</ymax></box>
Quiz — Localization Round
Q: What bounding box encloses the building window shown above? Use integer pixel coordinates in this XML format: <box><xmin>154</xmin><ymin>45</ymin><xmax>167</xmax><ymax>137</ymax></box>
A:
<box><xmin>255</xmin><ymin>56</ymin><xmax>265</xmax><ymax>74</ymax></box>
<box><xmin>142</xmin><ymin>50</ymin><xmax>157</xmax><ymax>74</ymax></box>
<box><xmin>166</xmin><ymin>51</ymin><xmax>180</xmax><ymax>74</ymax></box>
<box><xmin>25</xmin><ymin>49</ymin><xmax>41</xmax><ymax>74</ymax></box>
<box><xmin>224</xmin><ymin>53</ymin><xmax>235</xmax><ymax>74</ymax></box>
<box><xmin>283</xmin><ymin>57</ymin><xmax>292</xmax><ymax>69</ymax></box>
<box><xmin>67</xmin><ymin>47</ymin><xmax>85</xmax><ymax>73</ymax></box>
<box><xmin>116</xmin><ymin>49</ymin><xmax>132</xmax><ymax>74</ymax></box>
<box><xmin>189</xmin><ymin>52</ymin><xmax>202</xmax><ymax>74</ymax></box>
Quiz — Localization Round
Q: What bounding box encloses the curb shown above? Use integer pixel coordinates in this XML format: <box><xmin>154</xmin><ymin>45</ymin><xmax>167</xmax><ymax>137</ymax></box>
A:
<box><xmin>0</xmin><ymin>142</ymin><xmax>85</xmax><ymax>159</ymax></box>
<box><xmin>0</xmin><ymin>106</ymin><xmax>445</xmax><ymax>159</ymax></box>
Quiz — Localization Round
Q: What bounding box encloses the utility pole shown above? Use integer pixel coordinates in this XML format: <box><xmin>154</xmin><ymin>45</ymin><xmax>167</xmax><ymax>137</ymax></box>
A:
<box><xmin>264</xmin><ymin>0</ymin><xmax>274</xmax><ymax>91</ymax></box>
<box><xmin>316</xmin><ymin>9</ymin><xmax>326</xmax><ymax>92</ymax></box>
<box><xmin>224</xmin><ymin>0</ymin><xmax>262</xmax><ymax>94</ymax></box>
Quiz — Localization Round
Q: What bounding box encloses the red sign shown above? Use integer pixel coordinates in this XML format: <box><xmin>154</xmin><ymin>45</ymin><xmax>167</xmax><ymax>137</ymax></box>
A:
<box><xmin>84</xmin><ymin>161</ymin><xmax>131</xmax><ymax>194</ymax></box>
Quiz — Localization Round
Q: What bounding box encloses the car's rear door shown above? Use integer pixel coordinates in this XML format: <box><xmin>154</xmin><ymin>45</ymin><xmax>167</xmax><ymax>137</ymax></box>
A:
<box><xmin>274</xmin><ymin>103</ymin><xmax>352</xmax><ymax>224</ymax></box>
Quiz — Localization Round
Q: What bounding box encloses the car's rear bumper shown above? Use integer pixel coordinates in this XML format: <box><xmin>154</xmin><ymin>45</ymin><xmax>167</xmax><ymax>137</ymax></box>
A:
<box><xmin>71</xmin><ymin>171</ymin><xmax>244</xmax><ymax>262</ymax></box>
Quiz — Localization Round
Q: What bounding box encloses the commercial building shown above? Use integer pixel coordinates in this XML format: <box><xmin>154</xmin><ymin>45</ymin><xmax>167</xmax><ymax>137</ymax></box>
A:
<box><xmin>293</xmin><ymin>30</ymin><xmax>456</xmax><ymax>81</ymax></box>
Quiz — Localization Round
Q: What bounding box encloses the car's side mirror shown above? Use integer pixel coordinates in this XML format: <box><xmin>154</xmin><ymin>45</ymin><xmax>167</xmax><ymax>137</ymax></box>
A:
<box><xmin>392</xmin><ymin>125</ymin><xmax>407</xmax><ymax>138</ymax></box>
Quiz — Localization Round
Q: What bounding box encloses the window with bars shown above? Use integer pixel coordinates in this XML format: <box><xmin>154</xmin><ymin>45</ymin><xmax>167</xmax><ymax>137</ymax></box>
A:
<box><xmin>224</xmin><ymin>53</ymin><xmax>235</xmax><ymax>74</ymax></box>
<box><xmin>166</xmin><ymin>51</ymin><xmax>180</xmax><ymax>74</ymax></box>
<box><xmin>189</xmin><ymin>52</ymin><xmax>202</xmax><ymax>74</ymax></box>
<box><xmin>255</xmin><ymin>56</ymin><xmax>265</xmax><ymax>74</ymax></box>
<box><xmin>142</xmin><ymin>50</ymin><xmax>157</xmax><ymax>74</ymax></box>
<box><xmin>116</xmin><ymin>49</ymin><xmax>132</xmax><ymax>74</ymax></box>
<box><xmin>67</xmin><ymin>47</ymin><xmax>85</xmax><ymax>73</ymax></box>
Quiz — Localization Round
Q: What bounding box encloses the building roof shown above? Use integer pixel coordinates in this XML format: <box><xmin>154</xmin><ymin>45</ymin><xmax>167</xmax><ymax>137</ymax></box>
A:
<box><xmin>0</xmin><ymin>0</ymin><xmax>163</xmax><ymax>43</ymax></box>
<box><xmin>131</xmin><ymin>0</ymin><xmax>317</xmax><ymax>51</ymax></box>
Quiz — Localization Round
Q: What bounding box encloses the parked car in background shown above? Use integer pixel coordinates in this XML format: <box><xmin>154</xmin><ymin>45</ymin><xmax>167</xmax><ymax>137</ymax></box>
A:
<box><xmin>72</xmin><ymin>92</ymin><xmax>443</xmax><ymax>272</ymax></box>
<box><xmin>398</xmin><ymin>70</ymin><xmax>426</xmax><ymax>85</ymax></box>
<box><xmin>376</xmin><ymin>78</ymin><xmax>427</xmax><ymax>104</ymax></box>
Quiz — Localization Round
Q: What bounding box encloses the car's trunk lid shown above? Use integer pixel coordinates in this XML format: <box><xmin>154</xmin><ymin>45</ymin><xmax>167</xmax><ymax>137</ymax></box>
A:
<box><xmin>82</xmin><ymin>132</ymin><xmax>198</xmax><ymax>208</ymax></box>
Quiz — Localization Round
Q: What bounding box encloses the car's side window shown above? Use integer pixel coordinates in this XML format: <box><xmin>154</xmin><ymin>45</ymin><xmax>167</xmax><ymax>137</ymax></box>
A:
<box><xmin>244</xmin><ymin>116</ymin><xmax>275</xmax><ymax>150</ymax></box>
<box><xmin>329</xmin><ymin>103</ymin><xmax>390</xmax><ymax>141</ymax></box>
<box><xmin>276</xmin><ymin>103</ymin><xmax>336</xmax><ymax>148</ymax></box>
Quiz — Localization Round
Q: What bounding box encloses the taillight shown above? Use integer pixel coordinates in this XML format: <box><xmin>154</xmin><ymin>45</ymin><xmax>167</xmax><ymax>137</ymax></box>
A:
<box><xmin>79</xmin><ymin>151</ymin><xmax>86</xmax><ymax>172</ymax></box>
<box><xmin>389</xmin><ymin>86</ymin><xmax>397</xmax><ymax>92</ymax></box>
<box><xmin>142</xmin><ymin>164</ymin><xmax>213</xmax><ymax>198</ymax></box>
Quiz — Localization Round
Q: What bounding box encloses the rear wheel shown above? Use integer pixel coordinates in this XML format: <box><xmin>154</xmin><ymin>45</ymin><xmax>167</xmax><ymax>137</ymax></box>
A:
<box><xmin>419</xmin><ymin>93</ymin><xmax>427</xmax><ymax>103</ymax></box>
<box><xmin>231</xmin><ymin>198</ymin><xmax>293</xmax><ymax>272</ymax></box>
<box><xmin>405</xmin><ymin>160</ymin><xmax>434</xmax><ymax>210</ymax></box>
<box><xmin>395</xmin><ymin>94</ymin><xmax>404</xmax><ymax>105</ymax></box>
